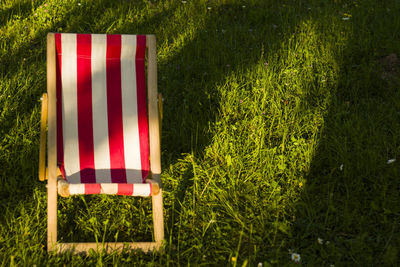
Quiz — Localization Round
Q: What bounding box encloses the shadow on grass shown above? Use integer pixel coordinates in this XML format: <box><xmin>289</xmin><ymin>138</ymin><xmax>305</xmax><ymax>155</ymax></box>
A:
<box><xmin>293</xmin><ymin>3</ymin><xmax>400</xmax><ymax>265</ymax></box>
<box><xmin>147</xmin><ymin>2</ymin><xmax>314</xmax><ymax>250</ymax></box>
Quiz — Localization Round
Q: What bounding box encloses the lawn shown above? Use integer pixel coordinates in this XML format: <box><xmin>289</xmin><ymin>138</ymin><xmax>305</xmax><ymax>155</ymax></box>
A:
<box><xmin>1</xmin><ymin>0</ymin><xmax>399</xmax><ymax>265</ymax></box>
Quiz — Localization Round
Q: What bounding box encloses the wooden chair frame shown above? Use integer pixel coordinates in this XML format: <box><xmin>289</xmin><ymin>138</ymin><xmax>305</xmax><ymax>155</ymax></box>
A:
<box><xmin>40</xmin><ymin>33</ymin><xmax>164</xmax><ymax>253</ymax></box>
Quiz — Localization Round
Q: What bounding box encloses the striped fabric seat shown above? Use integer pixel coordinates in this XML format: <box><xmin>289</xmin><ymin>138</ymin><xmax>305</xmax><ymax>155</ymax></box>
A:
<box><xmin>55</xmin><ymin>33</ymin><xmax>152</xmax><ymax>197</ymax></box>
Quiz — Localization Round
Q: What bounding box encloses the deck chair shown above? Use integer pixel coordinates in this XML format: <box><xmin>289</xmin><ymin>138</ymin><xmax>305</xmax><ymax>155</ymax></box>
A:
<box><xmin>39</xmin><ymin>33</ymin><xmax>164</xmax><ymax>253</ymax></box>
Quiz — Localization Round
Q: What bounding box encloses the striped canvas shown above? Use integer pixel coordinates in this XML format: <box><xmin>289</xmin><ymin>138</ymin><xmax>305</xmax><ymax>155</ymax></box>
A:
<box><xmin>68</xmin><ymin>183</ymin><xmax>152</xmax><ymax>197</ymax></box>
<box><xmin>55</xmin><ymin>33</ymin><xmax>150</xmax><ymax>185</ymax></box>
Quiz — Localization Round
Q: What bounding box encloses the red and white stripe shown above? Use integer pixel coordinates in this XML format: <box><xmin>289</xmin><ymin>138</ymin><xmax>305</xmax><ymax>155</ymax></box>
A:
<box><xmin>55</xmin><ymin>33</ymin><xmax>149</xmax><ymax>188</ymax></box>
<box><xmin>68</xmin><ymin>183</ymin><xmax>152</xmax><ymax>197</ymax></box>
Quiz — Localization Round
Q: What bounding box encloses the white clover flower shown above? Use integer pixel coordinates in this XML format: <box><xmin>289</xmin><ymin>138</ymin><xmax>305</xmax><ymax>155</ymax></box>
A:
<box><xmin>78</xmin><ymin>2</ymin><xmax>81</xmax><ymax>6</ymax></box>
<box><xmin>387</xmin><ymin>159</ymin><xmax>396</xmax><ymax>164</ymax></box>
<box><xmin>182</xmin><ymin>0</ymin><xmax>187</xmax><ymax>3</ymax></box>
<box><xmin>318</xmin><ymin>237</ymin><xmax>324</xmax><ymax>244</ymax></box>
<box><xmin>207</xmin><ymin>6</ymin><xmax>211</xmax><ymax>10</ymax></box>
<box><xmin>257</xmin><ymin>263</ymin><xmax>263</xmax><ymax>267</ymax></box>
<box><xmin>291</xmin><ymin>253</ymin><xmax>301</xmax><ymax>263</ymax></box>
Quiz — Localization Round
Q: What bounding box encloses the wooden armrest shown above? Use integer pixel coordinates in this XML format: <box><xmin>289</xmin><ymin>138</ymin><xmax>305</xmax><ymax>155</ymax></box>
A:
<box><xmin>39</xmin><ymin>93</ymin><xmax>48</xmax><ymax>181</ymax></box>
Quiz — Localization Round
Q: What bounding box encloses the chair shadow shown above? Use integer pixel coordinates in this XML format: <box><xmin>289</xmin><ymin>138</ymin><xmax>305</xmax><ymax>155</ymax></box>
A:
<box><xmin>291</xmin><ymin>7</ymin><xmax>400</xmax><ymax>265</ymax></box>
<box><xmin>145</xmin><ymin>2</ymin><xmax>312</xmax><ymax>243</ymax></box>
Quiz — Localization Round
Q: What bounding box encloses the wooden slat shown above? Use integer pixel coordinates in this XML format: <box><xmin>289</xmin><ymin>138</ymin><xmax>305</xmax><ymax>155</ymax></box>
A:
<box><xmin>147</xmin><ymin>35</ymin><xmax>164</xmax><ymax>245</ymax></box>
<box><xmin>152</xmin><ymin>189</ymin><xmax>164</xmax><ymax>243</ymax></box>
<box><xmin>147</xmin><ymin>35</ymin><xmax>161</xmax><ymax>178</ymax></box>
<box><xmin>57</xmin><ymin>242</ymin><xmax>162</xmax><ymax>253</ymax></box>
<box><xmin>39</xmin><ymin>93</ymin><xmax>48</xmax><ymax>181</ymax></box>
<box><xmin>47</xmin><ymin>32</ymin><xmax>58</xmax><ymax>251</ymax></box>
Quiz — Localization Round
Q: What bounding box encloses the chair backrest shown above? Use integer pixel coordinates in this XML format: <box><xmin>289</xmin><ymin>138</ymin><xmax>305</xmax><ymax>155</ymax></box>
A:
<box><xmin>55</xmin><ymin>33</ymin><xmax>150</xmax><ymax>184</ymax></box>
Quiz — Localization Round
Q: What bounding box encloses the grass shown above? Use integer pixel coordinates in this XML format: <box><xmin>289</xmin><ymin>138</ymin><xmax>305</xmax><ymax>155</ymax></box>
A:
<box><xmin>1</xmin><ymin>0</ymin><xmax>400</xmax><ymax>265</ymax></box>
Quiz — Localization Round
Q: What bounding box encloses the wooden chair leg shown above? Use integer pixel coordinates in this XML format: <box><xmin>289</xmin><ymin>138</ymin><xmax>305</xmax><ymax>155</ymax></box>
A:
<box><xmin>152</xmin><ymin>189</ymin><xmax>164</xmax><ymax>245</ymax></box>
<box><xmin>48</xmin><ymin>178</ymin><xmax>58</xmax><ymax>251</ymax></box>
<box><xmin>47</xmin><ymin>32</ymin><xmax>58</xmax><ymax>252</ymax></box>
